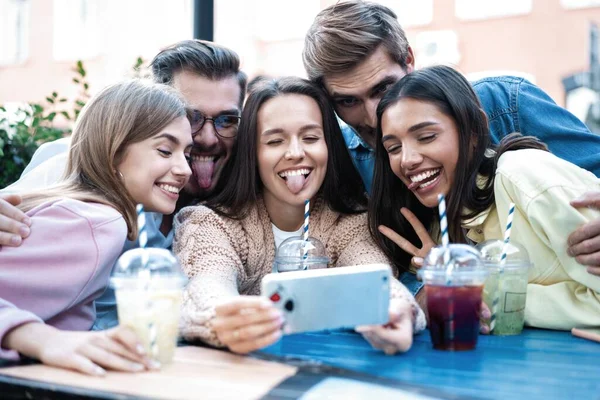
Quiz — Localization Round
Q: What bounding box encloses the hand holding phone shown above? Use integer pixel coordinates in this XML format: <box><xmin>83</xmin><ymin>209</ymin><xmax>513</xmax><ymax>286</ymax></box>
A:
<box><xmin>261</xmin><ymin>264</ymin><xmax>391</xmax><ymax>334</ymax></box>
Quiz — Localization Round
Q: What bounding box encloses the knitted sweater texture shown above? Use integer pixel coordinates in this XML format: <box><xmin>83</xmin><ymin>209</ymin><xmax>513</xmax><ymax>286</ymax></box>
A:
<box><xmin>173</xmin><ymin>196</ymin><xmax>425</xmax><ymax>346</ymax></box>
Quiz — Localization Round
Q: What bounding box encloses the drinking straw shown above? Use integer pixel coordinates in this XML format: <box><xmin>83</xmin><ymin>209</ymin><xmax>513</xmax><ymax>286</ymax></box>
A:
<box><xmin>438</xmin><ymin>194</ymin><xmax>455</xmax><ymax>340</ymax></box>
<box><xmin>438</xmin><ymin>194</ymin><xmax>452</xmax><ymax>282</ymax></box>
<box><xmin>490</xmin><ymin>202</ymin><xmax>515</xmax><ymax>332</ymax></box>
<box><xmin>136</xmin><ymin>204</ymin><xmax>148</xmax><ymax>248</ymax></box>
<box><xmin>302</xmin><ymin>199</ymin><xmax>310</xmax><ymax>269</ymax></box>
<box><xmin>137</xmin><ymin>204</ymin><xmax>158</xmax><ymax>358</ymax></box>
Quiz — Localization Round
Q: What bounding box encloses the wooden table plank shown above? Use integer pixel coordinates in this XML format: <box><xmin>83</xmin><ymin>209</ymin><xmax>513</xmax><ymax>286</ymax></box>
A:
<box><xmin>0</xmin><ymin>346</ymin><xmax>297</xmax><ymax>400</ymax></box>
<box><xmin>257</xmin><ymin>328</ymin><xmax>600</xmax><ymax>399</ymax></box>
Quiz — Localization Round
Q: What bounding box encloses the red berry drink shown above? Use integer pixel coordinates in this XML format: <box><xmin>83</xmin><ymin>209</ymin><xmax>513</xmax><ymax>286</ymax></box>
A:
<box><xmin>426</xmin><ymin>284</ymin><xmax>483</xmax><ymax>350</ymax></box>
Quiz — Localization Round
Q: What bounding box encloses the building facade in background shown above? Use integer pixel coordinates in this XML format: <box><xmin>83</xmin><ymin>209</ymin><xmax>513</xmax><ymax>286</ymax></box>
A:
<box><xmin>1</xmin><ymin>0</ymin><xmax>600</xmax><ymax>120</ymax></box>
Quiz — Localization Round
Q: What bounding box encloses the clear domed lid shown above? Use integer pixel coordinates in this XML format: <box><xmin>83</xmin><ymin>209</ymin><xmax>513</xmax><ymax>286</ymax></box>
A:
<box><xmin>417</xmin><ymin>244</ymin><xmax>488</xmax><ymax>286</ymax></box>
<box><xmin>475</xmin><ymin>239</ymin><xmax>531</xmax><ymax>270</ymax></box>
<box><xmin>110</xmin><ymin>248</ymin><xmax>187</xmax><ymax>289</ymax></box>
<box><xmin>274</xmin><ymin>236</ymin><xmax>329</xmax><ymax>264</ymax></box>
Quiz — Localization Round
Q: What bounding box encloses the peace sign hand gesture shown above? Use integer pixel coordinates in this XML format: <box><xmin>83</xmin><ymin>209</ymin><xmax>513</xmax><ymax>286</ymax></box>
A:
<box><xmin>378</xmin><ymin>207</ymin><xmax>436</xmax><ymax>270</ymax></box>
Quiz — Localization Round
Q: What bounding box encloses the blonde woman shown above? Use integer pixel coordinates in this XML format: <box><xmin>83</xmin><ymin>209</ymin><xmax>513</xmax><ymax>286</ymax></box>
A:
<box><xmin>0</xmin><ymin>80</ymin><xmax>192</xmax><ymax>375</ymax></box>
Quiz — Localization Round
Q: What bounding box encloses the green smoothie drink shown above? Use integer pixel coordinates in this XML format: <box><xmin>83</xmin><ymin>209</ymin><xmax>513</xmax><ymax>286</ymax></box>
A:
<box><xmin>477</xmin><ymin>240</ymin><xmax>531</xmax><ymax>336</ymax></box>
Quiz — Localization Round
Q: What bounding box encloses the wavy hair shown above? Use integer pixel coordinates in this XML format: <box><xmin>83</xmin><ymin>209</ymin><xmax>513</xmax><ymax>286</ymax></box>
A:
<box><xmin>369</xmin><ymin>66</ymin><xmax>548</xmax><ymax>272</ymax></box>
<box><xmin>19</xmin><ymin>80</ymin><xmax>188</xmax><ymax>240</ymax></box>
<box><xmin>207</xmin><ymin>76</ymin><xmax>368</xmax><ymax>218</ymax></box>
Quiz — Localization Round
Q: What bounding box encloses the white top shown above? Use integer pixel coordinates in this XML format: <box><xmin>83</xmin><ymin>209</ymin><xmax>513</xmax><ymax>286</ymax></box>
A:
<box><xmin>272</xmin><ymin>224</ymin><xmax>302</xmax><ymax>250</ymax></box>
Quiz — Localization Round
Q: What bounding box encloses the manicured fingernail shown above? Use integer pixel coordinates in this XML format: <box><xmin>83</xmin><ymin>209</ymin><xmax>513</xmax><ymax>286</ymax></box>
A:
<box><xmin>136</xmin><ymin>344</ymin><xmax>146</xmax><ymax>355</ymax></box>
<box><xmin>482</xmin><ymin>310</ymin><xmax>491</xmax><ymax>319</ymax></box>
<box><xmin>10</xmin><ymin>235</ymin><xmax>21</xmax><ymax>245</ymax></box>
<box><xmin>19</xmin><ymin>226</ymin><xmax>30</xmax><ymax>237</ymax></box>
<box><xmin>94</xmin><ymin>366</ymin><xmax>106</xmax><ymax>376</ymax></box>
<box><xmin>149</xmin><ymin>360</ymin><xmax>161</xmax><ymax>370</ymax></box>
<box><xmin>567</xmin><ymin>247</ymin><xmax>574</xmax><ymax>257</ymax></box>
<box><xmin>22</xmin><ymin>216</ymin><xmax>31</xmax><ymax>226</ymax></box>
<box><xmin>413</xmin><ymin>257</ymin><xmax>423</xmax><ymax>264</ymax></box>
<box><xmin>131</xmin><ymin>363</ymin><xmax>144</xmax><ymax>372</ymax></box>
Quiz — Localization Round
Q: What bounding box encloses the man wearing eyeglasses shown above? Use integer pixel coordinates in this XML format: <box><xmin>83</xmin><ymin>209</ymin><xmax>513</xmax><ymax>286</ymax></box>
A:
<box><xmin>151</xmin><ymin>41</ymin><xmax>246</xmax><ymax>201</ymax></box>
<box><xmin>0</xmin><ymin>40</ymin><xmax>247</xmax><ymax>329</ymax></box>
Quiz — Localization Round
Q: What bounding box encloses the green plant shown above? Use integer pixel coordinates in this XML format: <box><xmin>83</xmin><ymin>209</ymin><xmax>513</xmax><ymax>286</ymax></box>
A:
<box><xmin>0</xmin><ymin>57</ymin><xmax>145</xmax><ymax>189</ymax></box>
<box><xmin>0</xmin><ymin>61</ymin><xmax>90</xmax><ymax>189</ymax></box>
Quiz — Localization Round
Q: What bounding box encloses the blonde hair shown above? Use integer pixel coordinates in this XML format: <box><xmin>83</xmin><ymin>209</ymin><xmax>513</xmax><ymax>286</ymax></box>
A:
<box><xmin>19</xmin><ymin>79</ymin><xmax>188</xmax><ymax>240</ymax></box>
<box><xmin>303</xmin><ymin>0</ymin><xmax>410</xmax><ymax>84</ymax></box>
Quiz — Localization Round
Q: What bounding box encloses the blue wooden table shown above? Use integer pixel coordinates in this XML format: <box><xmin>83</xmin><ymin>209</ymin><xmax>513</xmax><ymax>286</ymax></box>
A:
<box><xmin>257</xmin><ymin>328</ymin><xmax>600</xmax><ymax>399</ymax></box>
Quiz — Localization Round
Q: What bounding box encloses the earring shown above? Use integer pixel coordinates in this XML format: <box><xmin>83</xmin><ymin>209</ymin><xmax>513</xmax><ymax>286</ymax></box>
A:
<box><xmin>115</xmin><ymin>170</ymin><xmax>124</xmax><ymax>179</ymax></box>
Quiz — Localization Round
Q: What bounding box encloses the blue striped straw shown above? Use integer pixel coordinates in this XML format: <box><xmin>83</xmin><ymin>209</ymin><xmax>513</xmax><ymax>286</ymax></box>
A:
<box><xmin>438</xmin><ymin>194</ymin><xmax>449</xmax><ymax>248</ymax></box>
<box><xmin>438</xmin><ymin>194</ymin><xmax>452</xmax><ymax>284</ymax></box>
<box><xmin>490</xmin><ymin>202</ymin><xmax>515</xmax><ymax>333</ymax></box>
<box><xmin>136</xmin><ymin>204</ymin><xmax>148</xmax><ymax>248</ymax></box>
<box><xmin>136</xmin><ymin>205</ymin><xmax>158</xmax><ymax>358</ymax></box>
<box><xmin>438</xmin><ymin>194</ymin><xmax>455</xmax><ymax>339</ymax></box>
<box><xmin>302</xmin><ymin>199</ymin><xmax>310</xmax><ymax>269</ymax></box>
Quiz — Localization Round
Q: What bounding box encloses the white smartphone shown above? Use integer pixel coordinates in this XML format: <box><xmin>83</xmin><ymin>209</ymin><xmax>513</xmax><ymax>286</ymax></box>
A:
<box><xmin>261</xmin><ymin>264</ymin><xmax>391</xmax><ymax>334</ymax></box>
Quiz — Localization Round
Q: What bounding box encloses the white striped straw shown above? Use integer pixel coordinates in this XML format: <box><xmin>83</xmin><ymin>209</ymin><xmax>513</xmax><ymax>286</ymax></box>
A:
<box><xmin>490</xmin><ymin>202</ymin><xmax>515</xmax><ymax>332</ymax></box>
<box><xmin>438</xmin><ymin>194</ymin><xmax>452</xmax><ymax>284</ymax></box>
<box><xmin>302</xmin><ymin>199</ymin><xmax>310</xmax><ymax>269</ymax></box>
<box><xmin>136</xmin><ymin>204</ymin><xmax>158</xmax><ymax>358</ymax></box>
<box><xmin>438</xmin><ymin>194</ymin><xmax>455</xmax><ymax>339</ymax></box>
<box><xmin>438</xmin><ymin>194</ymin><xmax>449</xmax><ymax>248</ymax></box>
<box><xmin>136</xmin><ymin>204</ymin><xmax>148</xmax><ymax>248</ymax></box>
<box><xmin>500</xmin><ymin>203</ymin><xmax>515</xmax><ymax>264</ymax></box>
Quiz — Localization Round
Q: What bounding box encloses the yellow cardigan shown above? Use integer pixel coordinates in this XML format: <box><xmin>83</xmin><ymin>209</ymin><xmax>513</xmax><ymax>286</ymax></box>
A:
<box><xmin>463</xmin><ymin>149</ymin><xmax>600</xmax><ymax>330</ymax></box>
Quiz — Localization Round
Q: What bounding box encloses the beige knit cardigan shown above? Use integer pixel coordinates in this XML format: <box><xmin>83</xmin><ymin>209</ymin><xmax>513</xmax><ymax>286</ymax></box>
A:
<box><xmin>173</xmin><ymin>196</ymin><xmax>426</xmax><ymax>346</ymax></box>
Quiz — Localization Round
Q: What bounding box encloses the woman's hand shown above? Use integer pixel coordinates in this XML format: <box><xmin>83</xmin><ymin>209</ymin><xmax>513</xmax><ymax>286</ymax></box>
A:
<box><xmin>212</xmin><ymin>296</ymin><xmax>284</xmax><ymax>354</ymax></box>
<box><xmin>378</xmin><ymin>207</ymin><xmax>435</xmax><ymax>270</ymax></box>
<box><xmin>355</xmin><ymin>298</ymin><xmax>414</xmax><ymax>355</ymax></box>
<box><xmin>479</xmin><ymin>301</ymin><xmax>492</xmax><ymax>334</ymax></box>
<box><xmin>4</xmin><ymin>323</ymin><xmax>157</xmax><ymax>376</ymax></box>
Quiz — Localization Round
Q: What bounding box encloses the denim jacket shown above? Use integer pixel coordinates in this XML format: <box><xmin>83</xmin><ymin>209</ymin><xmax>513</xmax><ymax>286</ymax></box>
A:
<box><xmin>341</xmin><ymin>76</ymin><xmax>600</xmax><ymax>295</ymax></box>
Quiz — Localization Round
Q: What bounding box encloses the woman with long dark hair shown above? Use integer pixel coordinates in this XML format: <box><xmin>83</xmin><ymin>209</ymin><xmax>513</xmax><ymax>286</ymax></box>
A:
<box><xmin>370</xmin><ymin>65</ymin><xmax>600</xmax><ymax>330</ymax></box>
<box><xmin>174</xmin><ymin>77</ymin><xmax>425</xmax><ymax>355</ymax></box>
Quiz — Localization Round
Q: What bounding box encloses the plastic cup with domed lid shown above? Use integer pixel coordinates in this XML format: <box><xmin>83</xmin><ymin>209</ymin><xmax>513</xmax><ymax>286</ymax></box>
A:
<box><xmin>110</xmin><ymin>248</ymin><xmax>187</xmax><ymax>364</ymax></box>
<box><xmin>417</xmin><ymin>244</ymin><xmax>488</xmax><ymax>350</ymax></box>
<box><xmin>476</xmin><ymin>239</ymin><xmax>532</xmax><ymax>336</ymax></box>
<box><xmin>272</xmin><ymin>236</ymin><xmax>330</xmax><ymax>273</ymax></box>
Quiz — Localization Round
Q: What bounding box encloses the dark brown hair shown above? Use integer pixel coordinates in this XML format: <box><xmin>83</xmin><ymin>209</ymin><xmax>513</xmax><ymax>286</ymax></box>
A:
<box><xmin>369</xmin><ymin>65</ymin><xmax>548</xmax><ymax>272</ymax></box>
<box><xmin>207</xmin><ymin>77</ymin><xmax>368</xmax><ymax>218</ymax></box>
<box><xmin>303</xmin><ymin>0</ymin><xmax>410</xmax><ymax>85</ymax></box>
<box><xmin>150</xmin><ymin>39</ymin><xmax>247</xmax><ymax>107</ymax></box>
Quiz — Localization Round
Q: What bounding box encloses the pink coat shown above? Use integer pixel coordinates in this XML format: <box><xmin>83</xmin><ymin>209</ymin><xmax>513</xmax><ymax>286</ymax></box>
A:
<box><xmin>0</xmin><ymin>198</ymin><xmax>126</xmax><ymax>360</ymax></box>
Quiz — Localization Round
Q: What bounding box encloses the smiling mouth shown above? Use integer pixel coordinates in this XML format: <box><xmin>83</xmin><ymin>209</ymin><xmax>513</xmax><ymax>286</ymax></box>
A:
<box><xmin>407</xmin><ymin>168</ymin><xmax>441</xmax><ymax>191</ymax></box>
<box><xmin>278</xmin><ymin>168</ymin><xmax>312</xmax><ymax>194</ymax></box>
<box><xmin>156</xmin><ymin>183</ymin><xmax>182</xmax><ymax>194</ymax></box>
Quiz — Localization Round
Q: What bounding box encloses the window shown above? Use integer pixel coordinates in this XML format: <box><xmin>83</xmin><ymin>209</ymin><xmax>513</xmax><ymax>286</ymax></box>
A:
<box><xmin>561</xmin><ymin>0</ymin><xmax>600</xmax><ymax>9</ymax></box>
<box><xmin>414</xmin><ymin>31</ymin><xmax>460</xmax><ymax>69</ymax></box>
<box><xmin>0</xmin><ymin>0</ymin><xmax>29</xmax><ymax>65</ymax></box>
<box><xmin>377</xmin><ymin>0</ymin><xmax>433</xmax><ymax>28</ymax></box>
<box><xmin>455</xmin><ymin>0</ymin><xmax>532</xmax><ymax>21</ymax></box>
<box><xmin>53</xmin><ymin>0</ymin><xmax>99</xmax><ymax>61</ymax></box>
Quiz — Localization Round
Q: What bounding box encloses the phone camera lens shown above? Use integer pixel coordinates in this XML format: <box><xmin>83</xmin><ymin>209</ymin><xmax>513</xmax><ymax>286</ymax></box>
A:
<box><xmin>382</xmin><ymin>276</ymin><xmax>388</xmax><ymax>282</ymax></box>
<box><xmin>284</xmin><ymin>300</ymin><xmax>294</xmax><ymax>312</ymax></box>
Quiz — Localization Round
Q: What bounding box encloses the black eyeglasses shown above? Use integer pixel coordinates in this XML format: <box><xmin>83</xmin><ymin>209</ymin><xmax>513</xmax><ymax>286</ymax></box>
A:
<box><xmin>191</xmin><ymin>111</ymin><xmax>241</xmax><ymax>138</ymax></box>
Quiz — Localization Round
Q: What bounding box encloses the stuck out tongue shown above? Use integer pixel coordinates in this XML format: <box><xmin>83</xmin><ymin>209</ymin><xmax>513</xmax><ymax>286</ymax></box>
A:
<box><xmin>285</xmin><ymin>175</ymin><xmax>306</xmax><ymax>194</ymax></box>
<box><xmin>192</xmin><ymin>160</ymin><xmax>215</xmax><ymax>189</ymax></box>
